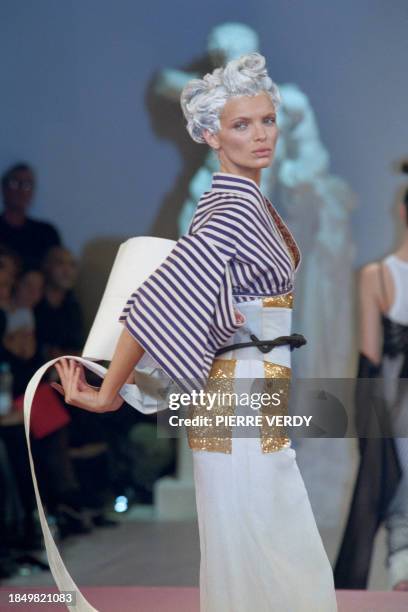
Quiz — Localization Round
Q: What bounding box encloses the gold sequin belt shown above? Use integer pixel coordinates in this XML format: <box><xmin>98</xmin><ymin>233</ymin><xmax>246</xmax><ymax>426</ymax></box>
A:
<box><xmin>187</xmin><ymin>357</ymin><xmax>293</xmax><ymax>455</ymax></box>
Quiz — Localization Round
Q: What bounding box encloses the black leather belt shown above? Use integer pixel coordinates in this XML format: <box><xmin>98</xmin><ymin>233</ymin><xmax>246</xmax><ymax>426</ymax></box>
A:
<box><xmin>215</xmin><ymin>333</ymin><xmax>307</xmax><ymax>357</ymax></box>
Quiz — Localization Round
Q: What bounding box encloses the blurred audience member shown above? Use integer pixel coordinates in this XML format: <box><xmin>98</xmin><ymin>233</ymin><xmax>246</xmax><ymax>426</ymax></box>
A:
<box><xmin>14</xmin><ymin>268</ymin><xmax>44</xmax><ymax>312</ymax></box>
<box><xmin>36</xmin><ymin>245</ymin><xmax>117</xmax><ymax>528</ymax></box>
<box><xmin>35</xmin><ymin>246</ymin><xmax>83</xmax><ymax>360</ymax></box>
<box><xmin>0</xmin><ymin>260</ymin><xmax>40</xmax><ymax>396</ymax></box>
<box><xmin>4</xmin><ymin>268</ymin><xmax>44</xmax><ymax>367</ymax></box>
<box><xmin>0</xmin><ymin>246</ymin><xmax>20</xmax><ymax>284</ymax></box>
<box><xmin>0</xmin><ymin>250</ymin><xmax>88</xmax><ymax>546</ymax></box>
<box><xmin>0</xmin><ymin>163</ymin><xmax>61</xmax><ymax>269</ymax></box>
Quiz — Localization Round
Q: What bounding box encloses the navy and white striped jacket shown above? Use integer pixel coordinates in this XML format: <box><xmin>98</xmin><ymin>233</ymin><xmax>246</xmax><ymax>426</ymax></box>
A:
<box><xmin>119</xmin><ymin>172</ymin><xmax>301</xmax><ymax>388</ymax></box>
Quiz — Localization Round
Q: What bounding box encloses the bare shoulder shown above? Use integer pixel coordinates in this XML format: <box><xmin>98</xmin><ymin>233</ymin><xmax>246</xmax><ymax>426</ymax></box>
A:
<box><xmin>359</xmin><ymin>262</ymin><xmax>381</xmax><ymax>287</ymax></box>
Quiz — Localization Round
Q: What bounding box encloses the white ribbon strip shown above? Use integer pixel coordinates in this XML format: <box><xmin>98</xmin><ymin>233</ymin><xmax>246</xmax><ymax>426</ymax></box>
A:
<box><xmin>23</xmin><ymin>355</ymin><xmax>163</xmax><ymax>611</ymax></box>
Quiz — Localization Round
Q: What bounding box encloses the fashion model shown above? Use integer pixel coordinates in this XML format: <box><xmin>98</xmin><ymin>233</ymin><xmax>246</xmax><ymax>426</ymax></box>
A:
<box><xmin>335</xmin><ymin>186</ymin><xmax>408</xmax><ymax>591</ymax></box>
<box><xmin>54</xmin><ymin>53</ymin><xmax>337</xmax><ymax>611</ymax></box>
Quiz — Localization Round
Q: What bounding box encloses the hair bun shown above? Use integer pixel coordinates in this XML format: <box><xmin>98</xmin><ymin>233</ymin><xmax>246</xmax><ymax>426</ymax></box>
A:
<box><xmin>238</xmin><ymin>52</ymin><xmax>266</xmax><ymax>74</ymax></box>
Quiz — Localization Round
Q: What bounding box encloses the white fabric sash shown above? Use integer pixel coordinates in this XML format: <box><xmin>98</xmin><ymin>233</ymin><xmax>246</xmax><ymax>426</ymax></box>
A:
<box><xmin>23</xmin><ymin>355</ymin><xmax>167</xmax><ymax>611</ymax></box>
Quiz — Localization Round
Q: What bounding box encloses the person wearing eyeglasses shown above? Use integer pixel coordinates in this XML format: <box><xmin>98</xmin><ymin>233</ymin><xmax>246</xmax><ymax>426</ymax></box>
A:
<box><xmin>0</xmin><ymin>163</ymin><xmax>61</xmax><ymax>269</ymax></box>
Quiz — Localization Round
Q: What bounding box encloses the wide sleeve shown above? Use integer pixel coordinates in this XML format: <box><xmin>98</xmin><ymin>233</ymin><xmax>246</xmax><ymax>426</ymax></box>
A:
<box><xmin>119</xmin><ymin>210</ymin><xmax>246</xmax><ymax>390</ymax></box>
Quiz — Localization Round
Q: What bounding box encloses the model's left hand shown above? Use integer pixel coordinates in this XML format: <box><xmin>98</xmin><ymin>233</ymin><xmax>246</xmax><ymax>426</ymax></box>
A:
<box><xmin>51</xmin><ymin>358</ymin><xmax>123</xmax><ymax>413</ymax></box>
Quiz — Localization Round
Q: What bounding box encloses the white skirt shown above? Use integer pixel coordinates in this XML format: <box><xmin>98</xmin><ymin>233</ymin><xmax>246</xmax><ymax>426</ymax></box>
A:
<box><xmin>22</xmin><ymin>297</ymin><xmax>337</xmax><ymax>612</ymax></box>
<box><xmin>191</xmin><ymin>299</ymin><xmax>337</xmax><ymax>612</ymax></box>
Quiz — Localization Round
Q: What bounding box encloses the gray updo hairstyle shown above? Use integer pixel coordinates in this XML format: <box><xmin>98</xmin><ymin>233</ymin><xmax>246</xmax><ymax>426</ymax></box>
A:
<box><xmin>180</xmin><ymin>52</ymin><xmax>280</xmax><ymax>144</ymax></box>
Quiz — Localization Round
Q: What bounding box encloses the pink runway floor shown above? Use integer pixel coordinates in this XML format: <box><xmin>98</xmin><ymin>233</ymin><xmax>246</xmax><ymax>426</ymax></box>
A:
<box><xmin>1</xmin><ymin>587</ymin><xmax>408</xmax><ymax>611</ymax></box>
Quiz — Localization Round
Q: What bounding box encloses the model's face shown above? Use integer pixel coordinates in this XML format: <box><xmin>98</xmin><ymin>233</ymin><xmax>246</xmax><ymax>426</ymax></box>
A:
<box><xmin>205</xmin><ymin>92</ymin><xmax>278</xmax><ymax>181</ymax></box>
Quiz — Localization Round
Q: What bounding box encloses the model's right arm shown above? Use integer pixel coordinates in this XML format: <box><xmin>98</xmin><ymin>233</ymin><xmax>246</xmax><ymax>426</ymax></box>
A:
<box><xmin>54</xmin><ymin>327</ymin><xmax>144</xmax><ymax>413</ymax></box>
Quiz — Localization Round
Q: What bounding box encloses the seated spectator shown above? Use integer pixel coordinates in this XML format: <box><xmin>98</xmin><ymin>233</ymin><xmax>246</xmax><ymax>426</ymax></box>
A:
<box><xmin>36</xmin><ymin>246</ymin><xmax>117</xmax><ymax>529</ymax></box>
<box><xmin>0</xmin><ymin>253</ymin><xmax>89</xmax><ymax>545</ymax></box>
<box><xmin>0</xmin><ymin>260</ymin><xmax>40</xmax><ymax>396</ymax></box>
<box><xmin>35</xmin><ymin>246</ymin><xmax>83</xmax><ymax>360</ymax></box>
<box><xmin>10</xmin><ymin>266</ymin><xmax>43</xmax><ymax>328</ymax></box>
<box><xmin>0</xmin><ymin>163</ymin><xmax>61</xmax><ymax>269</ymax></box>
<box><xmin>4</xmin><ymin>268</ymin><xmax>44</xmax><ymax>365</ymax></box>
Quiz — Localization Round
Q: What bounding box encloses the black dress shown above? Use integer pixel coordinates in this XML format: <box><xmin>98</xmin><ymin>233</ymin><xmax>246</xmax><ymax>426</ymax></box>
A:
<box><xmin>334</xmin><ymin>281</ymin><xmax>408</xmax><ymax>588</ymax></box>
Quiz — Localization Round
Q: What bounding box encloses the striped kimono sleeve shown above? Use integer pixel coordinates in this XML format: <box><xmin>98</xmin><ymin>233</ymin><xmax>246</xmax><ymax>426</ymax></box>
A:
<box><xmin>119</xmin><ymin>211</ymin><xmax>245</xmax><ymax>390</ymax></box>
